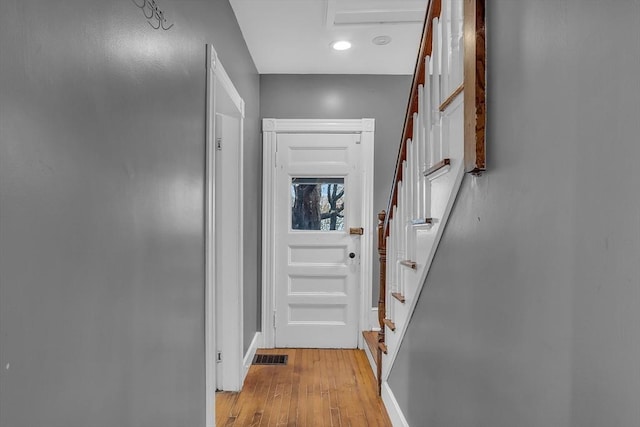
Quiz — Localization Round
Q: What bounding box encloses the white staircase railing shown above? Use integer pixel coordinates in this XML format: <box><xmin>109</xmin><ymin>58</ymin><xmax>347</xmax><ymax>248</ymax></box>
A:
<box><xmin>376</xmin><ymin>0</ymin><xmax>486</xmax><ymax>387</ymax></box>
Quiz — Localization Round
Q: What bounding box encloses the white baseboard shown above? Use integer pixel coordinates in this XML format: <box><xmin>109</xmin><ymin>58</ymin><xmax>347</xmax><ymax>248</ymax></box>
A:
<box><xmin>382</xmin><ymin>381</ymin><xmax>410</xmax><ymax>427</ymax></box>
<box><xmin>242</xmin><ymin>332</ymin><xmax>262</xmax><ymax>382</ymax></box>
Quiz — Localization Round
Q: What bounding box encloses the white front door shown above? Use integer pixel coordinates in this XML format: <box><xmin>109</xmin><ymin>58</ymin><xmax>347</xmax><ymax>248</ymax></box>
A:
<box><xmin>274</xmin><ymin>132</ymin><xmax>363</xmax><ymax>348</ymax></box>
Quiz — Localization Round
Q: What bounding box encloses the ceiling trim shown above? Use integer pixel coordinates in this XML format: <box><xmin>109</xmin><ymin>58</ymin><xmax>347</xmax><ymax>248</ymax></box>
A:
<box><xmin>326</xmin><ymin>0</ymin><xmax>425</xmax><ymax>28</ymax></box>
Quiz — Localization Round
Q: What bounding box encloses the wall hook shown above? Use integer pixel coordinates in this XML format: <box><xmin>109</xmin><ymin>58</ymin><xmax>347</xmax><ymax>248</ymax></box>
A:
<box><xmin>132</xmin><ymin>0</ymin><xmax>174</xmax><ymax>30</ymax></box>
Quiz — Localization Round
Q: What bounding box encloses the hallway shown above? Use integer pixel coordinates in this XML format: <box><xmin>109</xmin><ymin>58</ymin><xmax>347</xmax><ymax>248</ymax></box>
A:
<box><xmin>216</xmin><ymin>348</ymin><xmax>391</xmax><ymax>426</ymax></box>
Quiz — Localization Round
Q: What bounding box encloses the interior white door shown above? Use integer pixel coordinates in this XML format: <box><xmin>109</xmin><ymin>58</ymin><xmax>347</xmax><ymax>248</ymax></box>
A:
<box><xmin>215</xmin><ymin>112</ymin><xmax>243</xmax><ymax>390</ymax></box>
<box><xmin>275</xmin><ymin>132</ymin><xmax>362</xmax><ymax>348</ymax></box>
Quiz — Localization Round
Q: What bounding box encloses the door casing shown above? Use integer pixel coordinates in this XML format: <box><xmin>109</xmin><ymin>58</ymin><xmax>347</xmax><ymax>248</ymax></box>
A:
<box><xmin>261</xmin><ymin>118</ymin><xmax>375</xmax><ymax>349</ymax></box>
<box><xmin>205</xmin><ymin>44</ymin><xmax>245</xmax><ymax>425</ymax></box>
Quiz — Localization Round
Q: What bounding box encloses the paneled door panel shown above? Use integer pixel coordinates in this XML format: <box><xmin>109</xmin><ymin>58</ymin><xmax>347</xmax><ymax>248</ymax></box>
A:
<box><xmin>275</xmin><ymin>133</ymin><xmax>361</xmax><ymax>348</ymax></box>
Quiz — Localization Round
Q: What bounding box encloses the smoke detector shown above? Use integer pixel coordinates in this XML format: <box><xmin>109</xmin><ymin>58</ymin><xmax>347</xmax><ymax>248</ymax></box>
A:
<box><xmin>372</xmin><ymin>35</ymin><xmax>392</xmax><ymax>46</ymax></box>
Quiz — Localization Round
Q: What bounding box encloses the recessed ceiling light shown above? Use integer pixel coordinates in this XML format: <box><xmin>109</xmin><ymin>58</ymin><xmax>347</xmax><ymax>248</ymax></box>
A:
<box><xmin>331</xmin><ymin>40</ymin><xmax>352</xmax><ymax>51</ymax></box>
<box><xmin>372</xmin><ymin>35</ymin><xmax>392</xmax><ymax>46</ymax></box>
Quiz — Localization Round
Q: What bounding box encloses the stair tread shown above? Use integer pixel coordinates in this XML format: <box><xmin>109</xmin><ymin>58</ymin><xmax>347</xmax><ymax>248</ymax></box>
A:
<box><xmin>400</xmin><ymin>260</ymin><xmax>417</xmax><ymax>269</ymax></box>
<box><xmin>362</xmin><ymin>331</ymin><xmax>380</xmax><ymax>368</ymax></box>
<box><xmin>378</xmin><ymin>342</ymin><xmax>388</xmax><ymax>354</ymax></box>
<box><xmin>411</xmin><ymin>217</ymin><xmax>434</xmax><ymax>226</ymax></box>
<box><xmin>424</xmin><ymin>158</ymin><xmax>451</xmax><ymax>179</ymax></box>
<box><xmin>383</xmin><ymin>319</ymin><xmax>396</xmax><ymax>331</ymax></box>
<box><xmin>391</xmin><ymin>292</ymin><xmax>406</xmax><ymax>303</ymax></box>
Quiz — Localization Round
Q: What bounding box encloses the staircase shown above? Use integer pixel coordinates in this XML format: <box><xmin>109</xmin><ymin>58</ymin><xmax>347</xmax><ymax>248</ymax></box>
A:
<box><xmin>373</xmin><ymin>0</ymin><xmax>486</xmax><ymax>398</ymax></box>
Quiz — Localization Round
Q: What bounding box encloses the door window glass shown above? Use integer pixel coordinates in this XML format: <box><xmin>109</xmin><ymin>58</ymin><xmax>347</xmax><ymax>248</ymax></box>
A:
<box><xmin>291</xmin><ymin>178</ymin><xmax>345</xmax><ymax>231</ymax></box>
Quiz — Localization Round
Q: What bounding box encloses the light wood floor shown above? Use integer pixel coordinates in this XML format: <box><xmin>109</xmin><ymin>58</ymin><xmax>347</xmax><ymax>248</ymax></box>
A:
<box><xmin>216</xmin><ymin>348</ymin><xmax>392</xmax><ymax>426</ymax></box>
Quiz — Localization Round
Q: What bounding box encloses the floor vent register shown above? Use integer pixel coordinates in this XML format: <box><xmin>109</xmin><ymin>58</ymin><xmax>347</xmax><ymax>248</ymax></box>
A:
<box><xmin>253</xmin><ymin>354</ymin><xmax>288</xmax><ymax>366</ymax></box>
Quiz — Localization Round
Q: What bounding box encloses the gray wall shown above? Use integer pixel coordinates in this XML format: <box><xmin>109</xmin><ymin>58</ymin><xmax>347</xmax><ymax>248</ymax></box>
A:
<box><xmin>260</xmin><ymin>74</ymin><xmax>411</xmax><ymax>306</ymax></box>
<box><xmin>0</xmin><ymin>1</ymin><xmax>259</xmax><ymax>426</ymax></box>
<box><xmin>389</xmin><ymin>1</ymin><xmax>640</xmax><ymax>426</ymax></box>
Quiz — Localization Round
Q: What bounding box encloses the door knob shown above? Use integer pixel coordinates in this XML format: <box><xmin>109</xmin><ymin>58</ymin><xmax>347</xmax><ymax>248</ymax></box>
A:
<box><xmin>349</xmin><ymin>252</ymin><xmax>356</xmax><ymax>259</ymax></box>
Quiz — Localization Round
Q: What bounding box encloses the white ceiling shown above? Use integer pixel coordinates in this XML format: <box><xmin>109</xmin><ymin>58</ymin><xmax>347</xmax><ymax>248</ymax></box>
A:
<box><xmin>229</xmin><ymin>0</ymin><xmax>428</xmax><ymax>75</ymax></box>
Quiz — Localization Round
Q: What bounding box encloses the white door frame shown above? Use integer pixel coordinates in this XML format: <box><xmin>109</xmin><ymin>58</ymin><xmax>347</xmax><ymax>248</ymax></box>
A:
<box><xmin>205</xmin><ymin>44</ymin><xmax>245</xmax><ymax>426</ymax></box>
<box><xmin>261</xmin><ymin>118</ymin><xmax>375</xmax><ymax>350</ymax></box>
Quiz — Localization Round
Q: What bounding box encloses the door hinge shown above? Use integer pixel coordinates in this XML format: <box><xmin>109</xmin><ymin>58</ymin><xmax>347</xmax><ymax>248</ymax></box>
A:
<box><xmin>216</xmin><ymin>137</ymin><xmax>222</xmax><ymax>151</ymax></box>
<box><xmin>355</xmin><ymin>134</ymin><xmax>361</xmax><ymax>144</ymax></box>
<box><xmin>273</xmin><ymin>310</ymin><xmax>277</xmax><ymax>329</ymax></box>
<box><xmin>216</xmin><ymin>351</ymin><xmax>222</xmax><ymax>363</ymax></box>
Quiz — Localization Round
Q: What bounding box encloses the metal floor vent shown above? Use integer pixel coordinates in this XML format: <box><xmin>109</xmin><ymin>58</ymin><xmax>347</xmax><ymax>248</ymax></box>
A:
<box><xmin>253</xmin><ymin>354</ymin><xmax>288</xmax><ymax>366</ymax></box>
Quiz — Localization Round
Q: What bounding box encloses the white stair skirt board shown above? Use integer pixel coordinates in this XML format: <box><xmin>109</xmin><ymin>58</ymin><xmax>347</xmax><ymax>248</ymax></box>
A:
<box><xmin>242</xmin><ymin>332</ymin><xmax>263</xmax><ymax>382</ymax></box>
<box><xmin>362</xmin><ymin>339</ymin><xmax>378</xmax><ymax>379</ymax></box>
<box><xmin>382</xmin><ymin>381</ymin><xmax>410</xmax><ymax>427</ymax></box>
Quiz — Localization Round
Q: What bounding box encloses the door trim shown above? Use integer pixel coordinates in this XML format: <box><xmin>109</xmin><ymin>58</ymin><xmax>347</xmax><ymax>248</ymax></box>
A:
<box><xmin>205</xmin><ymin>43</ymin><xmax>245</xmax><ymax>425</ymax></box>
<box><xmin>261</xmin><ymin>118</ymin><xmax>375</xmax><ymax>349</ymax></box>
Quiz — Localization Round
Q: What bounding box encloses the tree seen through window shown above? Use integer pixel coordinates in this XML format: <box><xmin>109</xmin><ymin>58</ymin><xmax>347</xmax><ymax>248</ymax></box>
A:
<box><xmin>291</xmin><ymin>178</ymin><xmax>345</xmax><ymax>231</ymax></box>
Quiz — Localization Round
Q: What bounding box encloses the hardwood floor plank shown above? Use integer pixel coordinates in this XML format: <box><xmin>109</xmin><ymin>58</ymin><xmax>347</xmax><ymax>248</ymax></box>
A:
<box><xmin>334</xmin><ymin>349</ymin><xmax>361</xmax><ymax>426</ymax></box>
<box><xmin>216</xmin><ymin>348</ymin><xmax>391</xmax><ymax>427</ymax></box>
<box><xmin>236</xmin><ymin>364</ymin><xmax>272</xmax><ymax>426</ymax></box>
<box><xmin>353</xmin><ymin>350</ymin><xmax>386</xmax><ymax>427</ymax></box>
<box><xmin>335</xmin><ymin>350</ymin><xmax>352</xmax><ymax>426</ymax></box>
<box><xmin>323</xmin><ymin>350</ymin><xmax>340</xmax><ymax>427</ymax></box>
<box><xmin>319</xmin><ymin>350</ymin><xmax>331</xmax><ymax>425</ymax></box>
<box><xmin>350</xmin><ymin>351</ymin><xmax>373</xmax><ymax>427</ymax></box>
<box><xmin>305</xmin><ymin>349</ymin><xmax>319</xmax><ymax>427</ymax></box>
<box><xmin>274</xmin><ymin>351</ymin><xmax>294</xmax><ymax>425</ymax></box>
<box><xmin>285</xmin><ymin>348</ymin><xmax>302</xmax><ymax>426</ymax></box>
<box><xmin>266</xmin><ymin>383</ymin><xmax>285</xmax><ymax>426</ymax></box>
<box><xmin>275</xmin><ymin>355</ymin><xmax>294</xmax><ymax>426</ymax></box>
<box><xmin>355</xmin><ymin>349</ymin><xmax>383</xmax><ymax>427</ymax></box>
<box><xmin>216</xmin><ymin>391</ymin><xmax>238</xmax><ymax>426</ymax></box>
<box><xmin>299</xmin><ymin>349</ymin><xmax>312</xmax><ymax>427</ymax></box>
<box><xmin>312</xmin><ymin>349</ymin><xmax>325</xmax><ymax>426</ymax></box>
